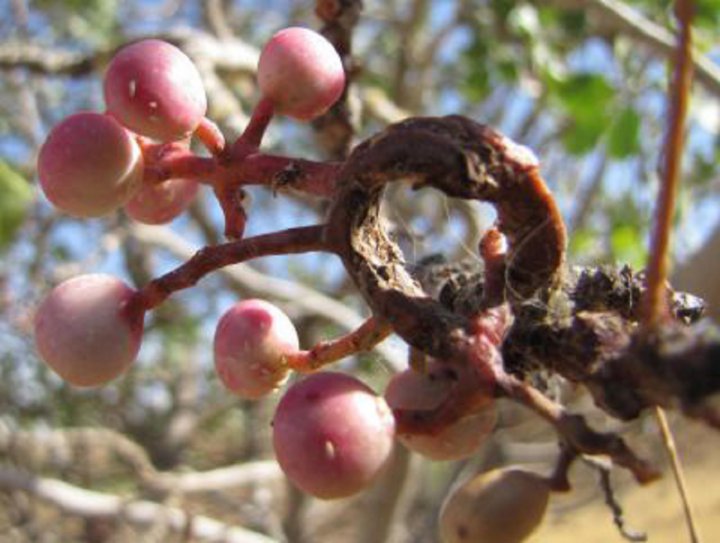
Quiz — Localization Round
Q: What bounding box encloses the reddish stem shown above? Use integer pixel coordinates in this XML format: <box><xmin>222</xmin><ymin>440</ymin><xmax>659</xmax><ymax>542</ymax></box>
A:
<box><xmin>141</xmin><ymin>141</ymin><xmax>340</xmax><ymax>240</ymax></box>
<box><xmin>496</xmin><ymin>373</ymin><xmax>660</xmax><ymax>485</ymax></box>
<box><xmin>642</xmin><ymin>0</ymin><xmax>694</xmax><ymax>328</ymax></box>
<box><xmin>143</xmin><ymin>147</ymin><xmax>339</xmax><ymax>196</ymax></box>
<box><xmin>131</xmin><ymin>225</ymin><xmax>328</xmax><ymax>312</ymax></box>
<box><xmin>479</xmin><ymin>227</ymin><xmax>507</xmax><ymax>306</ymax></box>
<box><xmin>393</xmin><ymin>306</ymin><xmax>509</xmax><ymax>435</ymax></box>
<box><xmin>236</xmin><ymin>96</ymin><xmax>275</xmax><ymax>149</ymax></box>
<box><xmin>194</xmin><ymin>117</ymin><xmax>226</xmax><ymax>157</ymax></box>
<box><xmin>285</xmin><ymin>317</ymin><xmax>393</xmax><ymax>372</ymax></box>
<box><xmin>214</xmin><ymin>185</ymin><xmax>248</xmax><ymax>239</ymax></box>
<box><xmin>239</xmin><ymin>154</ymin><xmax>340</xmax><ymax>197</ymax></box>
<box><xmin>643</xmin><ymin>5</ymin><xmax>704</xmax><ymax>542</ymax></box>
<box><xmin>392</xmin><ymin>370</ymin><xmax>494</xmax><ymax>436</ymax></box>
<box><xmin>144</xmin><ymin>153</ymin><xmax>217</xmax><ymax>184</ymax></box>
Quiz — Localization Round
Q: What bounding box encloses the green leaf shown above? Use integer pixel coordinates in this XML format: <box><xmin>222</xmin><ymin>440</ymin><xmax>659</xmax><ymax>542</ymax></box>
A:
<box><xmin>552</xmin><ymin>73</ymin><xmax>614</xmax><ymax>119</ymax></box>
<box><xmin>610</xmin><ymin>224</ymin><xmax>646</xmax><ymax>268</ymax></box>
<box><xmin>562</xmin><ymin>114</ymin><xmax>606</xmax><ymax>155</ymax></box>
<box><xmin>546</xmin><ymin>72</ymin><xmax>615</xmax><ymax>155</ymax></box>
<box><xmin>569</xmin><ymin>227</ymin><xmax>601</xmax><ymax>261</ymax></box>
<box><xmin>491</xmin><ymin>0</ymin><xmax>517</xmax><ymax>20</ymax></box>
<box><xmin>461</xmin><ymin>65</ymin><xmax>491</xmax><ymax>102</ymax></box>
<box><xmin>608</xmin><ymin>107</ymin><xmax>641</xmax><ymax>159</ymax></box>
<box><xmin>0</xmin><ymin>161</ymin><xmax>33</xmax><ymax>251</ymax></box>
<box><xmin>695</xmin><ymin>0</ymin><xmax>720</xmax><ymax>29</ymax></box>
<box><xmin>461</xmin><ymin>36</ymin><xmax>491</xmax><ymax>101</ymax></box>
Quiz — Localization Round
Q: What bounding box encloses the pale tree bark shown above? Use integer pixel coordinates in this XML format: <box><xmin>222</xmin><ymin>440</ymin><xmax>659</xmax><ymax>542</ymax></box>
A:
<box><xmin>0</xmin><ymin>466</ymin><xmax>278</xmax><ymax>543</ymax></box>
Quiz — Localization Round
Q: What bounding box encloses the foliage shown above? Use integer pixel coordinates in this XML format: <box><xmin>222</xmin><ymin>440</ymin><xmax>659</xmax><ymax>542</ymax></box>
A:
<box><xmin>0</xmin><ymin>160</ymin><xmax>32</xmax><ymax>251</ymax></box>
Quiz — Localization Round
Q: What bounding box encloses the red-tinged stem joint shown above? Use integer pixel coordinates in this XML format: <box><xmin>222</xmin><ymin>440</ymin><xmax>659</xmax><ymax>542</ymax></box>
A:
<box><xmin>194</xmin><ymin>117</ymin><xmax>226</xmax><ymax>157</ymax></box>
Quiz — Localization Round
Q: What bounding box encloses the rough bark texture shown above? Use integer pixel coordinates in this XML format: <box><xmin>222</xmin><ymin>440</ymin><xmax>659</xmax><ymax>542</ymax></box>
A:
<box><xmin>327</xmin><ymin>116</ymin><xmax>566</xmax><ymax>355</ymax></box>
<box><xmin>131</xmin><ymin>114</ymin><xmax>719</xmax><ymax>483</ymax></box>
<box><xmin>320</xmin><ymin>115</ymin><xmax>719</xmax><ymax>435</ymax></box>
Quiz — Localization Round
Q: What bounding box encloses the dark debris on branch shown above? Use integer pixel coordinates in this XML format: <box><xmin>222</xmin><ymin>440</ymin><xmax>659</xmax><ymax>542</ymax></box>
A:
<box><xmin>139</xmin><ymin>114</ymin><xmax>720</xmax><ymax>487</ymax></box>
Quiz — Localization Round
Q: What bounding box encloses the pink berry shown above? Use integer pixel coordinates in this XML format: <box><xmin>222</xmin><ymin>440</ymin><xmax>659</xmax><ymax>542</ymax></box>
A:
<box><xmin>124</xmin><ymin>177</ymin><xmax>199</xmax><ymax>224</ymax></box>
<box><xmin>38</xmin><ymin>112</ymin><xmax>143</xmax><ymax>218</ymax></box>
<box><xmin>214</xmin><ymin>299</ymin><xmax>299</xmax><ymax>399</ymax></box>
<box><xmin>34</xmin><ymin>274</ymin><xmax>144</xmax><ymax>387</ymax></box>
<box><xmin>385</xmin><ymin>362</ymin><xmax>496</xmax><ymax>461</ymax></box>
<box><xmin>257</xmin><ymin>27</ymin><xmax>345</xmax><ymax>121</ymax></box>
<box><xmin>272</xmin><ymin>372</ymin><xmax>396</xmax><ymax>499</ymax></box>
<box><xmin>104</xmin><ymin>39</ymin><xmax>207</xmax><ymax>142</ymax></box>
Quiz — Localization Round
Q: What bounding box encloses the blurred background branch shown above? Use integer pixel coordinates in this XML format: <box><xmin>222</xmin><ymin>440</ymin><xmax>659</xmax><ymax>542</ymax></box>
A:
<box><xmin>0</xmin><ymin>0</ymin><xmax>717</xmax><ymax>541</ymax></box>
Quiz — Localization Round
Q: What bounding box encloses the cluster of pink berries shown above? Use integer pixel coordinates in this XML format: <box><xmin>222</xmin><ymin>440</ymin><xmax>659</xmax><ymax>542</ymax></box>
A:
<box><xmin>34</xmin><ymin>26</ymin><xmax>344</xmax><ymax>385</ymax></box>
<box><xmin>38</xmin><ymin>27</ymin><xmax>345</xmax><ymax>223</ymax></box>
<box><xmin>32</xmin><ymin>26</ymin><xmax>549</xmax><ymax>542</ymax></box>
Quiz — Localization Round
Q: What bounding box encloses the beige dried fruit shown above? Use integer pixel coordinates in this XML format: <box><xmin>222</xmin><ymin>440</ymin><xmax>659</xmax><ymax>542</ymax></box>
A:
<box><xmin>439</xmin><ymin>467</ymin><xmax>550</xmax><ymax>543</ymax></box>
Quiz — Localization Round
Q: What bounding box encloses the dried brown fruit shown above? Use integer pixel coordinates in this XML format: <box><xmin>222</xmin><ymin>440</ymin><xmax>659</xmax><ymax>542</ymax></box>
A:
<box><xmin>439</xmin><ymin>467</ymin><xmax>550</xmax><ymax>543</ymax></box>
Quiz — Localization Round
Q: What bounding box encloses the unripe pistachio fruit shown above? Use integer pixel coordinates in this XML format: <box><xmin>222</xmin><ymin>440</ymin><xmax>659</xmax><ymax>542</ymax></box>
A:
<box><xmin>272</xmin><ymin>372</ymin><xmax>396</xmax><ymax>499</ymax></box>
<box><xmin>214</xmin><ymin>299</ymin><xmax>299</xmax><ymax>399</ymax></box>
<box><xmin>34</xmin><ymin>274</ymin><xmax>144</xmax><ymax>387</ymax></box>
<box><xmin>38</xmin><ymin>112</ymin><xmax>143</xmax><ymax>217</ymax></box>
<box><xmin>257</xmin><ymin>27</ymin><xmax>345</xmax><ymax>121</ymax></box>
<box><xmin>385</xmin><ymin>361</ymin><xmax>496</xmax><ymax>461</ymax></box>
<box><xmin>104</xmin><ymin>39</ymin><xmax>207</xmax><ymax>142</ymax></box>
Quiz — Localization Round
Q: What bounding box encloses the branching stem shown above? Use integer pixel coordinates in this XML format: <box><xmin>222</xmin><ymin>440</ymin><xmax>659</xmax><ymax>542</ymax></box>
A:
<box><xmin>143</xmin><ymin>145</ymin><xmax>340</xmax><ymax>197</ymax></box>
<box><xmin>497</xmin><ymin>373</ymin><xmax>660</xmax><ymax>484</ymax></box>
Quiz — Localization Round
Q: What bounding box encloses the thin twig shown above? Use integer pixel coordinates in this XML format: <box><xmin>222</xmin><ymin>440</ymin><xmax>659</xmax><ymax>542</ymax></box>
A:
<box><xmin>642</xmin><ymin>0</ymin><xmax>694</xmax><ymax>326</ymax></box>
<box><xmin>655</xmin><ymin>406</ymin><xmax>703</xmax><ymax>543</ymax></box>
<box><xmin>134</xmin><ymin>225</ymin><xmax>329</xmax><ymax>311</ymax></box>
<box><xmin>642</xmin><ymin>1</ymin><xmax>703</xmax><ymax>542</ymax></box>
<box><xmin>313</xmin><ymin>0</ymin><xmax>364</xmax><ymax>159</ymax></box>
<box><xmin>129</xmin><ymin>224</ymin><xmax>407</xmax><ymax>371</ymax></box>
<box><xmin>497</xmin><ymin>374</ymin><xmax>660</xmax><ymax>485</ymax></box>
<box><xmin>285</xmin><ymin>317</ymin><xmax>393</xmax><ymax>371</ymax></box>
<box><xmin>583</xmin><ymin>456</ymin><xmax>647</xmax><ymax>542</ymax></box>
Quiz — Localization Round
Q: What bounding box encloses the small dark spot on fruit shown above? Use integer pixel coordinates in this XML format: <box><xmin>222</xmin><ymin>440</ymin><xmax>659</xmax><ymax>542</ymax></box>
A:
<box><xmin>457</xmin><ymin>524</ymin><xmax>469</xmax><ymax>539</ymax></box>
<box><xmin>305</xmin><ymin>391</ymin><xmax>320</xmax><ymax>402</ymax></box>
